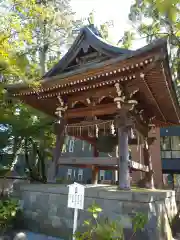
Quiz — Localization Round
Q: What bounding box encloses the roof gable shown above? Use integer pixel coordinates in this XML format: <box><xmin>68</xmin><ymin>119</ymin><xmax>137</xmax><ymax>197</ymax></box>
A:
<box><xmin>44</xmin><ymin>25</ymin><xmax>133</xmax><ymax>78</ymax></box>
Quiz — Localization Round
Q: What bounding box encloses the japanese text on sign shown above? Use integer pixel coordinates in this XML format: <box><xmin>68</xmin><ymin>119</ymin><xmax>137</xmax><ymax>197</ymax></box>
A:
<box><xmin>68</xmin><ymin>183</ymin><xmax>85</xmax><ymax>210</ymax></box>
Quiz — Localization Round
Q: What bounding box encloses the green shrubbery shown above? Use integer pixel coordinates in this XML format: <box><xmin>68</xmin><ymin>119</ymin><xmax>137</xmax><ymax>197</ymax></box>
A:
<box><xmin>0</xmin><ymin>175</ymin><xmax>22</xmax><ymax>234</ymax></box>
<box><xmin>75</xmin><ymin>203</ymin><xmax>148</xmax><ymax>240</ymax></box>
<box><xmin>0</xmin><ymin>197</ymin><xmax>22</xmax><ymax>234</ymax></box>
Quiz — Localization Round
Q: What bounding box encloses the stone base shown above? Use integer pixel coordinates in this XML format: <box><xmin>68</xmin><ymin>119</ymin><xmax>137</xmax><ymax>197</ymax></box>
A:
<box><xmin>13</xmin><ymin>183</ymin><xmax>177</xmax><ymax>240</ymax></box>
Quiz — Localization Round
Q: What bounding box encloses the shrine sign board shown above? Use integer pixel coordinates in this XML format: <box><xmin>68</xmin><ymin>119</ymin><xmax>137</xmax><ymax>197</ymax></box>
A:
<box><xmin>68</xmin><ymin>182</ymin><xmax>85</xmax><ymax>210</ymax></box>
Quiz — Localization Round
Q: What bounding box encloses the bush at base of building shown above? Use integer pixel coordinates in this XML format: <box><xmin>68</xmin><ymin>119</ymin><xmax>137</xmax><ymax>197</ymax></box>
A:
<box><xmin>0</xmin><ymin>184</ymin><xmax>23</xmax><ymax>235</ymax></box>
<box><xmin>74</xmin><ymin>203</ymin><xmax>148</xmax><ymax>240</ymax></box>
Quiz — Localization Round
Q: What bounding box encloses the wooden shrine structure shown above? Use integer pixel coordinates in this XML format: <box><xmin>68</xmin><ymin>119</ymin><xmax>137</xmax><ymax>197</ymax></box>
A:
<box><xmin>6</xmin><ymin>25</ymin><xmax>180</xmax><ymax>189</ymax></box>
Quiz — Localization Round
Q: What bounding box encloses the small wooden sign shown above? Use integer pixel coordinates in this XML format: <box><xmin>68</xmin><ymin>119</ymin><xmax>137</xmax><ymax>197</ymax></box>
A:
<box><xmin>68</xmin><ymin>182</ymin><xmax>85</xmax><ymax>240</ymax></box>
<box><xmin>68</xmin><ymin>182</ymin><xmax>85</xmax><ymax>210</ymax></box>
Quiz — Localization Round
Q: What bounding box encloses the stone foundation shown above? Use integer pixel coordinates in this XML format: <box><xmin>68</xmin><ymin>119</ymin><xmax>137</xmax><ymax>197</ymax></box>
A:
<box><xmin>13</xmin><ymin>183</ymin><xmax>177</xmax><ymax>240</ymax></box>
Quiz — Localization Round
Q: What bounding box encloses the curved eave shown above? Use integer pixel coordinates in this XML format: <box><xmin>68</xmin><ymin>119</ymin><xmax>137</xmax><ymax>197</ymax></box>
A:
<box><xmin>6</xmin><ymin>37</ymin><xmax>180</xmax><ymax>127</ymax></box>
<box><xmin>6</xmin><ymin>38</ymin><xmax>169</xmax><ymax>93</ymax></box>
<box><xmin>44</xmin><ymin>26</ymin><xmax>134</xmax><ymax>78</ymax></box>
<box><xmin>7</xmin><ymin>65</ymin><xmax>180</xmax><ymax>127</ymax></box>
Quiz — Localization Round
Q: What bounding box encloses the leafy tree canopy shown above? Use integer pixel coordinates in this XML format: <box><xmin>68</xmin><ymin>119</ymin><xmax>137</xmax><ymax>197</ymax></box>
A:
<box><xmin>127</xmin><ymin>0</ymin><xmax>179</xmax><ymax>82</ymax></box>
<box><xmin>0</xmin><ymin>0</ymin><xmax>83</xmax><ymax>180</ymax></box>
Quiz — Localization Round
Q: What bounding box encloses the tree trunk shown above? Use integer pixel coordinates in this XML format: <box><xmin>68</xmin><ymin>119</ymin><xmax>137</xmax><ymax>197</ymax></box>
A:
<box><xmin>24</xmin><ymin>138</ymin><xmax>34</xmax><ymax>181</ymax></box>
<box><xmin>47</xmin><ymin>120</ymin><xmax>65</xmax><ymax>182</ymax></box>
<box><xmin>24</xmin><ymin>138</ymin><xmax>42</xmax><ymax>183</ymax></box>
<box><xmin>118</xmin><ymin>127</ymin><xmax>130</xmax><ymax>190</ymax></box>
<box><xmin>24</xmin><ymin>138</ymin><xmax>31</xmax><ymax>171</ymax></box>
<box><xmin>10</xmin><ymin>137</ymin><xmax>23</xmax><ymax>172</ymax></box>
<box><xmin>39</xmin><ymin>47</ymin><xmax>46</xmax><ymax>76</ymax></box>
<box><xmin>36</xmin><ymin>147</ymin><xmax>47</xmax><ymax>183</ymax></box>
<box><xmin>40</xmin><ymin>151</ymin><xmax>47</xmax><ymax>183</ymax></box>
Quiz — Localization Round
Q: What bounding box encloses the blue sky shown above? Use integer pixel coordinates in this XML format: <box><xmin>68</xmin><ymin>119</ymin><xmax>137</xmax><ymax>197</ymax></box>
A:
<box><xmin>71</xmin><ymin>0</ymin><xmax>146</xmax><ymax>49</ymax></box>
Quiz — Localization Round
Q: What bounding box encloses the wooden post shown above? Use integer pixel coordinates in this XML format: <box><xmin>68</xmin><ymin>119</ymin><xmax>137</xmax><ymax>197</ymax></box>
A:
<box><xmin>92</xmin><ymin>166</ymin><xmax>99</xmax><ymax>184</ymax></box>
<box><xmin>118</xmin><ymin>126</ymin><xmax>130</xmax><ymax>190</ymax></box>
<box><xmin>113</xmin><ymin>82</ymin><xmax>136</xmax><ymax>190</ymax></box>
<box><xmin>114</xmin><ymin>145</ymin><xmax>119</xmax><ymax>184</ymax></box>
<box><xmin>143</xmin><ymin>139</ymin><xmax>155</xmax><ymax>189</ymax></box>
<box><xmin>115</xmin><ymin>108</ymin><xmax>134</xmax><ymax>190</ymax></box>
<box><xmin>92</xmin><ymin>145</ymin><xmax>99</xmax><ymax>184</ymax></box>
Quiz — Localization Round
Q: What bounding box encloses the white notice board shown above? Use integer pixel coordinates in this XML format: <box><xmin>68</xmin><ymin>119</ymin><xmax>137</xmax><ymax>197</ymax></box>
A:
<box><xmin>68</xmin><ymin>182</ymin><xmax>85</xmax><ymax>210</ymax></box>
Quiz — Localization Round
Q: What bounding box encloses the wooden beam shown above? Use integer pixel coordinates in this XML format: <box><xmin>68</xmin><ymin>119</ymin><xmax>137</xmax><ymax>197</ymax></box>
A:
<box><xmin>67</xmin><ymin>86</ymin><xmax>116</xmax><ymax>104</ymax></box>
<box><xmin>133</xmin><ymin>116</ymin><xmax>149</xmax><ymax>137</ymax></box>
<box><xmin>58</xmin><ymin>157</ymin><xmax>149</xmax><ymax>172</ymax></box>
<box><xmin>65</xmin><ymin>103</ymin><xmax>117</xmax><ymax>118</ymax></box>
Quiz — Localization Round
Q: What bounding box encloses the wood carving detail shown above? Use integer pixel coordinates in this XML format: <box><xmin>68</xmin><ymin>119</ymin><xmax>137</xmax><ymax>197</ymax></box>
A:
<box><xmin>55</xmin><ymin>96</ymin><xmax>67</xmax><ymax>118</ymax></box>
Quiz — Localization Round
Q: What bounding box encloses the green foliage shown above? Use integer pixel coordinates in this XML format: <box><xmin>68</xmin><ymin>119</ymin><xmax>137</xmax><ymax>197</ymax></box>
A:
<box><xmin>74</xmin><ymin>203</ymin><xmax>148</xmax><ymax>240</ymax></box>
<box><xmin>88</xmin><ymin>10</ymin><xmax>111</xmax><ymax>40</ymax></box>
<box><xmin>56</xmin><ymin>177</ymin><xmax>73</xmax><ymax>184</ymax></box>
<box><xmin>127</xmin><ymin>0</ymin><xmax>180</xmax><ymax>83</ymax></box>
<box><xmin>0</xmin><ymin>0</ymin><xmax>49</xmax><ymax>78</ymax></box>
<box><xmin>118</xmin><ymin>31</ymin><xmax>135</xmax><ymax>49</ymax></box>
<box><xmin>132</xmin><ymin>212</ymin><xmax>148</xmax><ymax>233</ymax></box>
<box><xmin>0</xmin><ymin>0</ymin><xmax>82</xmax><ymax>79</ymax></box>
<box><xmin>0</xmin><ymin>0</ymin><xmax>84</xmax><ymax>180</ymax></box>
<box><xmin>0</xmin><ymin>102</ymin><xmax>56</xmax><ymax>182</ymax></box>
<box><xmin>0</xmin><ymin>198</ymin><xmax>21</xmax><ymax>233</ymax></box>
<box><xmin>0</xmin><ymin>165</ymin><xmax>10</xmax><ymax>177</ymax></box>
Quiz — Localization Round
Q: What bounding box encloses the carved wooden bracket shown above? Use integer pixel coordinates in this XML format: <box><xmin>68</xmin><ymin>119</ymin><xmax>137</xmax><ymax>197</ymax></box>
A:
<box><xmin>147</xmin><ymin>137</ymin><xmax>156</xmax><ymax>146</ymax></box>
<box><xmin>143</xmin><ymin>137</ymin><xmax>156</xmax><ymax>150</ymax></box>
<box><xmin>86</xmin><ymin>98</ymin><xmax>91</xmax><ymax>105</ymax></box>
<box><xmin>115</xmin><ymin>109</ymin><xmax>135</xmax><ymax>128</ymax></box>
<box><xmin>114</xmin><ymin>83</ymin><xmax>138</xmax><ymax>111</ymax></box>
<box><xmin>55</xmin><ymin>96</ymin><xmax>67</xmax><ymax>118</ymax></box>
<box><xmin>114</xmin><ymin>83</ymin><xmax>124</xmax><ymax>109</ymax></box>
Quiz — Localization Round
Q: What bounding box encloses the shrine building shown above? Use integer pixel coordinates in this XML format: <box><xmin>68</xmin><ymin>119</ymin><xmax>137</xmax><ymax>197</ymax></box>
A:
<box><xmin>6</xmin><ymin>25</ymin><xmax>180</xmax><ymax>189</ymax></box>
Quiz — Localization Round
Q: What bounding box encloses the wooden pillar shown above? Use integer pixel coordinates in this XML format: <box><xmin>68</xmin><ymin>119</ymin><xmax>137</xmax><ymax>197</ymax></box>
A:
<box><xmin>143</xmin><ymin>139</ymin><xmax>154</xmax><ymax>189</ymax></box>
<box><xmin>114</xmin><ymin>145</ymin><xmax>119</xmax><ymax>184</ymax></box>
<box><xmin>113</xmin><ymin>82</ymin><xmax>138</xmax><ymax>189</ymax></box>
<box><xmin>92</xmin><ymin>166</ymin><xmax>99</xmax><ymax>184</ymax></box>
<box><xmin>92</xmin><ymin>145</ymin><xmax>99</xmax><ymax>184</ymax></box>
<box><xmin>113</xmin><ymin>83</ymin><xmax>136</xmax><ymax>190</ymax></box>
<box><xmin>118</xmin><ymin>126</ymin><xmax>130</xmax><ymax>190</ymax></box>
